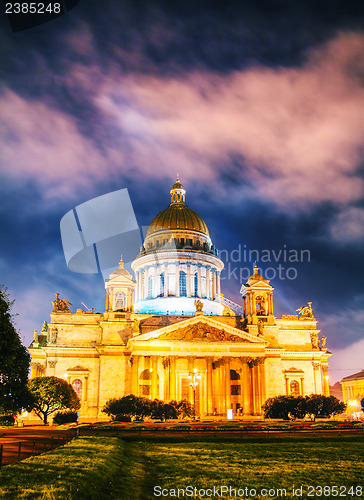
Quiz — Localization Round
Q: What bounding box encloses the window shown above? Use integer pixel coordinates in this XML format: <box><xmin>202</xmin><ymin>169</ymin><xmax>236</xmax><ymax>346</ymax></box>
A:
<box><xmin>290</xmin><ymin>380</ymin><xmax>300</xmax><ymax>397</ymax></box>
<box><xmin>179</xmin><ymin>270</ymin><xmax>187</xmax><ymax>297</ymax></box>
<box><xmin>148</xmin><ymin>276</ymin><xmax>153</xmax><ymax>298</ymax></box>
<box><xmin>115</xmin><ymin>292</ymin><xmax>126</xmax><ymax>311</ymax></box>
<box><xmin>159</xmin><ymin>272</ymin><xmax>165</xmax><ymax>296</ymax></box>
<box><xmin>72</xmin><ymin>379</ymin><xmax>82</xmax><ymax>399</ymax></box>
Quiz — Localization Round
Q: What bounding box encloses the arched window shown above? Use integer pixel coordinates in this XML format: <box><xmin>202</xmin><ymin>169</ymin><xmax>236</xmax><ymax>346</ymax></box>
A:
<box><xmin>194</xmin><ymin>272</ymin><xmax>198</xmax><ymax>297</ymax></box>
<box><xmin>115</xmin><ymin>292</ymin><xmax>126</xmax><ymax>311</ymax></box>
<box><xmin>148</xmin><ymin>276</ymin><xmax>153</xmax><ymax>298</ymax></box>
<box><xmin>159</xmin><ymin>272</ymin><xmax>165</xmax><ymax>296</ymax></box>
<box><xmin>290</xmin><ymin>380</ymin><xmax>300</xmax><ymax>397</ymax></box>
<box><xmin>230</xmin><ymin>370</ymin><xmax>241</xmax><ymax>395</ymax></box>
<box><xmin>72</xmin><ymin>379</ymin><xmax>82</xmax><ymax>400</ymax></box>
<box><xmin>179</xmin><ymin>270</ymin><xmax>187</xmax><ymax>297</ymax></box>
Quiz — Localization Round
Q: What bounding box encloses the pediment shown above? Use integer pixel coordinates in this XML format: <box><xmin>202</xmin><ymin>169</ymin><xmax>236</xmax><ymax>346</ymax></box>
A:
<box><xmin>66</xmin><ymin>365</ymin><xmax>89</xmax><ymax>372</ymax></box>
<box><xmin>130</xmin><ymin>315</ymin><xmax>267</xmax><ymax>345</ymax></box>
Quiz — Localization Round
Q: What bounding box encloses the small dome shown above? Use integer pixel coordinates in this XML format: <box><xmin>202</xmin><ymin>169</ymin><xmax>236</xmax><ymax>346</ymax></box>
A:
<box><xmin>172</xmin><ymin>180</ymin><xmax>184</xmax><ymax>190</ymax></box>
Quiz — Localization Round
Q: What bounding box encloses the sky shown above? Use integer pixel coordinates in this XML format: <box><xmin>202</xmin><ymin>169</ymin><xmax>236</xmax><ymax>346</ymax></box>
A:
<box><xmin>0</xmin><ymin>0</ymin><xmax>363</xmax><ymax>384</ymax></box>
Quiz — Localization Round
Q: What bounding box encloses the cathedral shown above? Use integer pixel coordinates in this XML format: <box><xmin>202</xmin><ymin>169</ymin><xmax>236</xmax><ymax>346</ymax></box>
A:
<box><xmin>29</xmin><ymin>179</ymin><xmax>331</xmax><ymax>421</ymax></box>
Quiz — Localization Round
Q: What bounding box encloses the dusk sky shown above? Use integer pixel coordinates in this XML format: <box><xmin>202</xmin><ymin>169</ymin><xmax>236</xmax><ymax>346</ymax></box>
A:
<box><xmin>1</xmin><ymin>1</ymin><xmax>363</xmax><ymax>384</ymax></box>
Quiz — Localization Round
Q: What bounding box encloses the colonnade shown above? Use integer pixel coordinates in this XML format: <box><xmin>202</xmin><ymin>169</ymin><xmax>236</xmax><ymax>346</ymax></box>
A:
<box><xmin>130</xmin><ymin>354</ymin><xmax>266</xmax><ymax>416</ymax></box>
<box><xmin>134</xmin><ymin>264</ymin><xmax>221</xmax><ymax>302</ymax></box>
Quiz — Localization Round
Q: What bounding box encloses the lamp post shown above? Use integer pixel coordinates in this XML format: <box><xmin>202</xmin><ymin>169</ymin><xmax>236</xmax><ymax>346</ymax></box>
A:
<box><xmin>188</xmin><ymin>368</ymin><xmax>201</xmax><ymax>419</ymax></box>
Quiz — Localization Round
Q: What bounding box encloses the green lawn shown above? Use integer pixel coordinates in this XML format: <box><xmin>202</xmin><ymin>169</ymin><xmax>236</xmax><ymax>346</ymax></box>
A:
<box><xmin>0</xmin><ymin>435</ymin><xmax>362</xmax><ymax>499</ymax></box>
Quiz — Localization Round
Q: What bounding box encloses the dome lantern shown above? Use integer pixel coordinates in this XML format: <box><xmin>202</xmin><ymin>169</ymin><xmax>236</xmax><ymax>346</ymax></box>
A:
<box><xmin>170</xmin><ymin>174</ymin><xmax>186</xmax><ymax>204</ymax></box>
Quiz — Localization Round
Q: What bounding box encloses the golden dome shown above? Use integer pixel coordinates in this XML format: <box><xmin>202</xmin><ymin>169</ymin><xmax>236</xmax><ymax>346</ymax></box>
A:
<box><xmin>146</xmin><ymin>177</ymin><xmax>209</xmax><ymax>237</ymax></box>
<box><xmin>146</xmin><ymin>203</ymin><xmax>209</xmax><ymax>236</ymax></box>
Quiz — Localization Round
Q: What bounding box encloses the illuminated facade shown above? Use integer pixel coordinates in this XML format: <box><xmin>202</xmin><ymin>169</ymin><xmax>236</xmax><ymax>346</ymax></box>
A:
<box><xmin>29</xmin><ymin>179</ymin><xmax>332</xmax><ymax>421</ymax></box>
<box><xmin>341</xmin><ymin>370</ymin><xmax>364</xmax><ymax>415</ymax></box>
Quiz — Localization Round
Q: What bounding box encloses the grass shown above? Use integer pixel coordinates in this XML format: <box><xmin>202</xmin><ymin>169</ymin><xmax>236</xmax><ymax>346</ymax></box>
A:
<box><xmin>0</xmin><ymin>435</ymin><xmax>362</xmax><ymax>499</ymax></box>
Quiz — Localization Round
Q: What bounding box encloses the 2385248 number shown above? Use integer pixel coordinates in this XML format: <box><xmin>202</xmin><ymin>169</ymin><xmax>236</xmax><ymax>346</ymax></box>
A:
<box><xmin>5</xmin><ymin>3</ymin><xmax>62</xmax><ymax>14</ymax></box>
<box><xmin>307</xmin><ymin>485</ymin><xmax>363</xmax><ymax>497</ymax></box>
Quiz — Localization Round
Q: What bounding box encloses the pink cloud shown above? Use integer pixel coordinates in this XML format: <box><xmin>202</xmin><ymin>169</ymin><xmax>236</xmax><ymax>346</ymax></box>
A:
<box><xmin>1</xmin><ymin>32</ymin><xmax>364</xmax><ymax>209</ymax></box>
<box><xmin>92</xmin><ymin>32</ymin><xmax>364</xmax><ymax>207</ymax></box>
<box><xmin>330</xmin><ymin>207</ymin><xmax>364</xmax><ymax>242</ymax></box>
<box><xmin>0</xmin><ymin>90</ymin><xmax>109</xmax><ymax>198</ymax></box>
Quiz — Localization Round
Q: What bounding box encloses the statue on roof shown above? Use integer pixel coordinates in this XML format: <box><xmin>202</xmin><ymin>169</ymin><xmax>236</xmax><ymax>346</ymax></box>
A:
<box><xmin>52</xmin><ymin>293</ymin><xmax>72</xmax><ymax>313</ymax></box>
<box><xmin>296</xmin><ymin>301</ymin><xmax>314</xmax><ymax>319</ymax></box>
<box><xmin>321</xmin><ymin>336</ymin><xmax>327</xmax><ymax>349</ymax></box>
<box><xmin>194</xmin><ymin>299</ymin><xmax>203</xmax><ymax>312</ymax></box>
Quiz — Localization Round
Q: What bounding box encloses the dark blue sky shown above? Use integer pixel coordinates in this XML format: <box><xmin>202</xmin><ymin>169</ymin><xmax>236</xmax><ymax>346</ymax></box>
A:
<box><xmin>1</xmin><ymin>0</ymin><xmax>363</xmax><ymax>382</ymax></box>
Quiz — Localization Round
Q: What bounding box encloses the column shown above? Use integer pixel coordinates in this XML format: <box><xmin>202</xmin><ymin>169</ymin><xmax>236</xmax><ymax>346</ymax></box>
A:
<box><xmin>151</xmin><ymin>356</ymin><xmax>158</xmax><ymax>400</ymax></box>
<box><xmin>225</xmin><ymin>358</ymin><xmax>231</xmax><ymax>411</ymax></box>
<box><xmin>188</xmin><ymin>357</ymin><xmax>194</xmax><ymax>404</ymax></box>
<box><xmin>144</xmin><ymin>270</ymin><xmax>148</xmax><ymax>300</ymax></box>
<box><xmin>153</xmin><ymin>268</ymin><xmax>159</xmax><ymax>298</ymax></box>
<box><xmin>206</xmin><ymin>268</ymin><xmax>211</xmax><ymax>299</ymax></box>
<box><xmin>242</xmin><ymin>360</ymin><xmax>250</xmax><ymax>415</ymax></box>
<box><xmin>220</xmin><ymin>360</ymin><xmax>226</xmax><ymax>413</ymax></box>
<box><xmin>170</xmin><ymin>357</ymin><xmax>177</xmax><ymax>400</ymax></box>
<box><xmin>300</xmin><ymin>377</ymin><xmax>305</xmax><ymax>396</ymax></box>
<box><xmin>131</xmin><ymin>355</ymin><xmax>140</xmax><ymax>396</ymax></box>
<box><xmin>139</xmin><ymin>270</ymin><xmax>143</xmax><ymax>300</ymax></box>
<box><xmin>214</xmin><ymin>361</ymin><xmax>221</xmax><ymax>413</ymax></box>
<box><xmin>249</xmin><ymin>363</ymin><xmax>255</xmax><ymax>415</ymax></box>
<box><xmin>105</xmin><ymin>290</ymin><xmax>110</xmax><ymax>311</ymax></box>
<box><xmin>206</xmin><ymin>357</ymin><xmax>213</xmax><ymax>415</ymax></box>
<box><xmin>216</xmin><ymin>271</ymin><xmax>221</xmax><ymax>300</ymax></box>
<box><xmin>163</xmin><ymin>359</ymin><xmax>170</xmax><ymax>401</ymax></box>
<box><xmin>164</xmin><ymin>264</ymin><xmax>168</xmax><ymax>297</ymax></box>
<box><xmin>259</xmin><ymin>360</ymin><xmax>266</xmax><ymax>411</ymax></box>
<box><xmin>197</xmin><ymin>266</ymin><xmax>202</xmax><ymax>297</ymax></box>
<box><xmin>176</xmin><ymin>265</ymin><xmax>180</xmax><ymax>297</ymax></box>
<box><xmin>322</xmin><ymin>365</ymin><xmax>330</xmax><ymax>396</ymax></box>
<box><xmin>187</xmin><ymin>265</ymin><xmax>191</xmax><ymax>297</ymax></box>
<box><xmin>253</xmin><ymin>365</ymin><xmax>260</xmax><ymax>414</ymax></box>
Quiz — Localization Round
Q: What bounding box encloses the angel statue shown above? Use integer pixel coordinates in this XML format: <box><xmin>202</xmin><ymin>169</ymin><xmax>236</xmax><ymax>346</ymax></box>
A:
<box><xmin>52</xmin><ymin>293</ymin><xmax>72</xmax><ymax>313</ymax></box>
<box><xmin>296</xmin><ymin>301</ymin><xmax>314</xmax><ymax>319</ymax></box>
<box><xmin>194</xmin><ymin>299</ymin><xmax>203</xmax><ymax>312</ymax></box>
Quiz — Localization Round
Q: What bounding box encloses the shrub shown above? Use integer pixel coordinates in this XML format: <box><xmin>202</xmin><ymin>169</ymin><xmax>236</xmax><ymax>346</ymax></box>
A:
<box><xmin>0</xmin><ymin>414</ymin><xmax>14</xmax><ymax>426</ymax></box>
<box><xmin>114</xmin><ymin>414</ymin><xmax>132</xmax><ymax>422</ymax></box>
<box><xmin>53</xmin><ymin>411</ymin><xmax>78</xmax><ymax>425</ymax></box>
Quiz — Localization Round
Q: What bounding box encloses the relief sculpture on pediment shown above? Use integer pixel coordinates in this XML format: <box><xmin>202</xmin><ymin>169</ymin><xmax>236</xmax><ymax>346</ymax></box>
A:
<box><xmin>158</xmin><ymin>322</ymin><xmax>245</xmax><ymax>342</ymax></box>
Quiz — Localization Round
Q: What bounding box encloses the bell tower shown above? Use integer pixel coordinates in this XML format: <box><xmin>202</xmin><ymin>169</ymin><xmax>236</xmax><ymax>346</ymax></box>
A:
<box><xmin>240</xmin><ymin>263</ymin><xmax>275</xmax><ymax>325</ymax></box>
<box><xmin>105</xmin><ymin>255</ymin><xmax>135</xmax><ymax>312</ymax></box>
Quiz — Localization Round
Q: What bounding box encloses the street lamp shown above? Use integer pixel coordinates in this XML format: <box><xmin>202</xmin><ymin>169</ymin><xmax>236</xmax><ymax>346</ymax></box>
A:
<box><xmin>188</xmin><ymin>368</ymin><xmax>201</xmax><ymax>419</ymax></box>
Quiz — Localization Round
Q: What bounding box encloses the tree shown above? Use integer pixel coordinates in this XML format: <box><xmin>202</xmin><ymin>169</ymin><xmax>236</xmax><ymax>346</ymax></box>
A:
<box><xmin>305</xmin><ymin>394</ymin><xmax>346</xmax><ymax>419</ymax></box>
<box><xmin>27</xmin><ymin>376</ymin><xmax>80</xmax><ymax>425</ymax></box>
<box><xmin>0</xmin><ymin>287</ymin><xmax>31</xmax><ymax>414</ymax></box>
<box><xmin>102</xmin><ymin>395</ymin><xmax>152</xmax><ymax>420</ymax></box>
<box><xmin>262</xmin><ymin>395</ymin><xmax>300</xmax><ymax>420</ymax></box>
<box><xmin>169</xmin><ymin>399</ymin><xmax>194</xmax><ymax>419</ymax></box>
<box><xmin>150</xmin><ymin>400</ymin><xmax>177</xmax><ymax>421</ymax></box>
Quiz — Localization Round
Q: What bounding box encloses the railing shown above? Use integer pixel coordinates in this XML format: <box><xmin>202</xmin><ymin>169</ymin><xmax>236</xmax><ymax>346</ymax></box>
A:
<box><xmin>0</xmin><ymin>431</ymin><xmax>77</xmax><ymax>467</ymax></box>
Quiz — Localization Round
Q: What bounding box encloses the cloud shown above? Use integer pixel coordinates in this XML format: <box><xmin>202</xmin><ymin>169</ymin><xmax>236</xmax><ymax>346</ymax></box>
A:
<box><xmin>1</xmin><ymin>32</ymin><xmax>364</xmax><ymax>209</ymax></box>
<box><xmin>91</xmin><ymin>32</ymin><xmax>364</xmax><ymax>207</ymax></box>
<box><xmin>330</xmin><ymin>207</ymin><xmax>364</xmax><ymax>242</ymax></box>
<box><xmin>0</xmin><ymin>89</ymin><xmax>108</xmax><ymax>198</ymax></box>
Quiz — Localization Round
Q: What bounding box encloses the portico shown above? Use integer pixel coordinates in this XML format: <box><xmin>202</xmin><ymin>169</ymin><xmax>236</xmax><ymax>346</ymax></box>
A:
<box><xmin>128</xmin><ymin>315</ymin><xmax>268</xmax><ymax>416</ymax></box>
